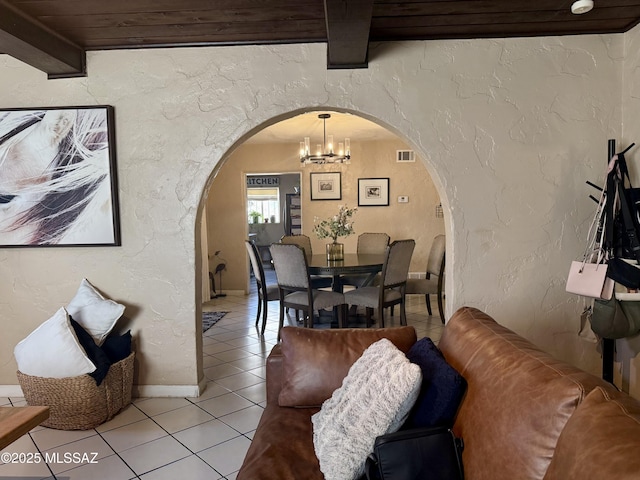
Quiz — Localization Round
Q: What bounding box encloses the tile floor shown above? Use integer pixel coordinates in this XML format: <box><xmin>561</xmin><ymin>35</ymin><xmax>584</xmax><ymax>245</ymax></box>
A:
<box><xmin>0</xmin><ymin>272</ymin><xmax>444</xmax><ymax>479</ymax></box>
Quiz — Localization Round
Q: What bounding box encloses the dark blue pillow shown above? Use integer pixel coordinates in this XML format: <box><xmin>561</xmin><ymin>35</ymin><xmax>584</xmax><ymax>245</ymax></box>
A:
<box><xmin>70</xmin><ymin>317</ymin><xmax>112</xmax><ymax>386</ymax></box>
<box><xmin>403</xmin><ymin>337</ymin><xmax>467</xmax><ymax>429</ymax></box>
<box><xmin>101</xmin><ymin>330</ymin><xmax>132</xmax><ymax>364</ymax></box>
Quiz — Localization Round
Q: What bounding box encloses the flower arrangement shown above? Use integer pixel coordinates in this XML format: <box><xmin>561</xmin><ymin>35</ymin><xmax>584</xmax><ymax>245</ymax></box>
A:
<box><xmin>313</xmin><ymin>205</ymin><xmax>358</xmax><ymax>243</ymax></box>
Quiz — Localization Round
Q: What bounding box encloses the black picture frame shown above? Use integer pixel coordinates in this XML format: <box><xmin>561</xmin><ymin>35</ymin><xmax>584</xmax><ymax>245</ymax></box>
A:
<box><xmin>0</xmin><ymin>105</ymin><xmax>121</xmax><ymax>247</ymax></box>
<box><xmin>310</xmin><ymin>172</ymin><xmax>342</xmax><ymax>201</ymax></box>
<box><xmin>358</xmin><ymin>178</ymin><xmax>390</xmax><ymax>206</ymax></box>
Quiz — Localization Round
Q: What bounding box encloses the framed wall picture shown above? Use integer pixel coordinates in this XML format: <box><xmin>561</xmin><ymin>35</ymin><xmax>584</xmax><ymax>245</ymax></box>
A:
<box><xmin>310</xmin><ymin>172</ymin><xmax>342</xmax><ymax>201</ymax></box>
<box><xmin>0</xmin><ymin>105</ymin><xmax>121</xmax><ymax>247</ymax></box>
<box><xmin>358</xmin><ymin>178</ymin><xmax>390</xmax><ymax>206</ymax></box>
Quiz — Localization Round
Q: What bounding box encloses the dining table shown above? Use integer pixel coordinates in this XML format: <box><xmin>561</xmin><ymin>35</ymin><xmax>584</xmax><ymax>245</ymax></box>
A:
<box><xmin>307</xmin><ymin>253</ymin><xmax>385</xmax><ymax>293</ymax></box>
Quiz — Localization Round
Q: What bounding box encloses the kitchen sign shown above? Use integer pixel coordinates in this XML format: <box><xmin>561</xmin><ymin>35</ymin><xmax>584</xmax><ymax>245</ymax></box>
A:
<box><xmin>247</xmin><ymin>175</ymin><xmax>280</xmax><ymax>187</ymax></box>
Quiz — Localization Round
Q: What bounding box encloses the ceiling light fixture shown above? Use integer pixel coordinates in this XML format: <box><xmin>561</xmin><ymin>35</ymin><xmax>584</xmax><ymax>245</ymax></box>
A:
<box><xmin>571</xmin><ymin>0</ymin><xmax>594</xmax><ymax>14</ymax></box>
<box><xmin>300</xmin><ymin>114</ymin><xmax>350</xmax><ymax>165</ymax></box>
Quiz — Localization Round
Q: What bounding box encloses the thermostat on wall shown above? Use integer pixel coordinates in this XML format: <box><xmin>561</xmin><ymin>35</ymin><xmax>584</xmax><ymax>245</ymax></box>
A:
<box><xmin>398</xmin><ymin>196</ymin><xmax>409</xmax><ymax>203</ymax></box>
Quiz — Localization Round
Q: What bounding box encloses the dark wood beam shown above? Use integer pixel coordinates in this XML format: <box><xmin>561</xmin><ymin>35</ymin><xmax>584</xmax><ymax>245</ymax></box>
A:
<box><xmin>324</xmin><ymin>0</ymin><xmax>374</xmax><ymax>69</ymax></box>
<box><xmin>0</xmin><ymin>0</ymin><xmax>85</xmax><ymax>79</ymax></box>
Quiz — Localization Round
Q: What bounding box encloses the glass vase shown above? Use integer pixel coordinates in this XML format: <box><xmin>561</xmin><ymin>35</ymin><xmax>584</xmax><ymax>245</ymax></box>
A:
<box><xmin>326</xmin><ymin>242</ymin><xmax>344</xmax><ymax>261</ymax></box>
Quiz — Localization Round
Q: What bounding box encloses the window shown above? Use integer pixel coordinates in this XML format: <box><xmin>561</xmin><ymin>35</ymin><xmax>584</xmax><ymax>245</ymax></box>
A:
<box><xmin>247</xmin><ymin>188</ymin><xmax>280</xmax><ymax>223</ymax></box>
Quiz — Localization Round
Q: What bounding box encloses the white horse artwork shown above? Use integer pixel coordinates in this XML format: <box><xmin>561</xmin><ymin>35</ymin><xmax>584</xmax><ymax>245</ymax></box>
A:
<box><xmin>0</xmin><ymin>108</ymin><xmax>117</xmax><ymax>246</ymax></box>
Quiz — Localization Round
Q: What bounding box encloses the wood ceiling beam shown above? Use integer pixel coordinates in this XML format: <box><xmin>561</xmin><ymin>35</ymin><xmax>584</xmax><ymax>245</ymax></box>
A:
<box><xmin>0</xmin><ymin>0</ymin><xmax>85</xmax><ymax>79</ymax></box>
<box><xmin>324</xmin><ymin>0</ymin><xmax>374</xmax><ymax>69</ymax></box>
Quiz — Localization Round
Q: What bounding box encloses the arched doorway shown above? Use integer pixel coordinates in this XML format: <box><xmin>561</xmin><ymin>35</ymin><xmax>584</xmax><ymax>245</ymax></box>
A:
<box><xmin>195</xmin><ymin>108</ymin><xmax>449</xmax><ymax>384</ymax></box>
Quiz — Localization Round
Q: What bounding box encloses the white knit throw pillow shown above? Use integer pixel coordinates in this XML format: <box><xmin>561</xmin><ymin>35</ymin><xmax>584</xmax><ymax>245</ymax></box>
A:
<box><xmin>311</xmin><ymin>338</ymin><xmax>422</xmax><ymax>480</ymax></box>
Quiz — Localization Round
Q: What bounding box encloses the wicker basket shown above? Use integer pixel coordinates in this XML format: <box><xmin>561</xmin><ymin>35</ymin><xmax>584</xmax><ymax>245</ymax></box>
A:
<box><xmin>16</xmin><ymin>352</ymin><xmax>135</xmax><ymax>430</ymax></box>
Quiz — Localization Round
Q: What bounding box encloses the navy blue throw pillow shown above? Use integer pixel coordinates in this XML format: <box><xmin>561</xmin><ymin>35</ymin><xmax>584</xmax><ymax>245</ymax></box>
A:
<box><xmin>69</xmin><ymin>317</ymin><xmax>112</xmax><ymax>386</ymax></box>
<box><xmin>101</xmin><ymin>330</ymin><xmax>132</xmax><ymax>364</ymax></box>
<box><xmin>403</xmin><ymin>337</ymin><xmax>467</xmax><ymax>429</ymax></box>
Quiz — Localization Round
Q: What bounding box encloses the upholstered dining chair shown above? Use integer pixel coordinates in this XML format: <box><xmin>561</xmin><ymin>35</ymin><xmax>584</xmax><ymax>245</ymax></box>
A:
<box><xmin>341</xmin><ymin>232</ymin><xmax>390</xmax><ymax>289</ymax></box>
<box><xmin>245</xmin><ymin>240</ymin><xmax>279</xmax><ymax>335</ymax></box>
<box><xmin>405</xmin><ymin>234</ymin><xmax>446</xmax><ymax>323</ymax></box>
<box><xmin>280</xmin><ymin>234</ymin><xmax>333</xmax><ymax>289</ymax></box>
<box><xmin>270</xmin><ymin>243</ymin><xmax>346</xmax><ymax>339</ymax></box>
<box><xmin>344</xmin><ymin>239</ymin><xmax>415</xmax><ymax>327</ymax></box>
<box><xmin>280</xmin><ymin>234</ymin><xmax>313</xmax><ymax>258</ymax></box>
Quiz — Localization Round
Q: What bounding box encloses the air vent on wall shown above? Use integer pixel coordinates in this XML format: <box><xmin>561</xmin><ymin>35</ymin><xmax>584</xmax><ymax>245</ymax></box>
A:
<box><xmin>396</xmin><ymin>150</ymin><xmax>415</xmax><ymax>162</ymax></box>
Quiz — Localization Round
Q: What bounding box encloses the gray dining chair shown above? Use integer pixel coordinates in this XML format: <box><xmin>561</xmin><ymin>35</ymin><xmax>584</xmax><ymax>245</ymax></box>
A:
<box><xmin>270</xmin><ymin>243</ymin><xmax>346</xmax><ymax>339</ymax></box>
<box><xmin>406</xmin><ymin>234</ymin><xmax>446</xmax><ymax>323</ymax></box>
<box><xmin>341</xmin><ymin>232</ymin><xmax>390</xmax><ymax>289</ymax></box>
<box><xmin>245</xmin><ymin>240</ymin><xmax>279</xmax><ymax>335</ymax></box>
<box><xmin>344</xmin><ymin>239</ymin><xmax>415</xmax><ymax>327</ymax></box>
<box><xmin>280</xmin><ymin>234</ymin><xmax>333</xmax><ymax>289</ymax></box>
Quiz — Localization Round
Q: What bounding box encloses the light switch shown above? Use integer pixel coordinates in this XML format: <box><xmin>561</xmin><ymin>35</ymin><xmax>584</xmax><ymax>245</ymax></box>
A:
<box><xmin>398</xmin><ymin>196</ymin><xmax>409</xmax><ymax>203</ymax></box>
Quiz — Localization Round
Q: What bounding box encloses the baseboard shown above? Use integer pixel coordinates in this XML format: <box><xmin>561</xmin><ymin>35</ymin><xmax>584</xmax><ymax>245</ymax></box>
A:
<box><xmin>209</xmin><ymin>289</ymin><xmax>244</xmax><ymax>298</ymax></box>
<box><xmin>2</xmin><ymin>382</ymin><xmax>207</xmax><ymax>400</ymax></box>
<box><xmin>407</xmin><ymin>272</ymin><xmax>426</xmax><ymax>279</ymax></box>
<box><xmin>0</xmin><ymin>385</ymin><xmax>25</xmax><ymax>398</ymax></box>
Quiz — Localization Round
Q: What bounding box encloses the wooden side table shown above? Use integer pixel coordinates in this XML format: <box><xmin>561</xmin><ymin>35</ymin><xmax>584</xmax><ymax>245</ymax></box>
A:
<box><xmin>0</xmin><ymin>406</ymin><xmax>49</xmax><ymax>450</ymax></box>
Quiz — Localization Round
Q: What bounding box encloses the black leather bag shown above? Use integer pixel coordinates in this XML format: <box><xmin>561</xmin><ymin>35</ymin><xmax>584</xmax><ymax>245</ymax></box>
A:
<box><xmin>364</xmin><ymin>426</ymin><xmax>464</xmax><ymax>480</ymax></box>
<box><xmin>607</xmin><ymin>257</ymin><xmax>640</xmax><ymax>290</ymax></box>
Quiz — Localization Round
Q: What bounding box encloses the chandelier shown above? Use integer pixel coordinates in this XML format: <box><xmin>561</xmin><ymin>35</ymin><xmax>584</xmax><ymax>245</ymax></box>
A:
<box><xmin>300</xmin><ymin>114</ymin><xmax>350</xmax><ymax>164</ymax></box>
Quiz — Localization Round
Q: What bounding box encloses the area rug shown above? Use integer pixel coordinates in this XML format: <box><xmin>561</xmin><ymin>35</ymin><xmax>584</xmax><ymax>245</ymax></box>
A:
<box><xmin>203</xmin><ymin>311</ymin><xmax>228</xmax><ymax>333</ymax></box>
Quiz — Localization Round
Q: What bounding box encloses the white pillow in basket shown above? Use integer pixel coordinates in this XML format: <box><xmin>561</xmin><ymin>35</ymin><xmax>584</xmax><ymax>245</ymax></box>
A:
<box><xmin>14</xmin><ymin>307</ymin><xmax>96</xmax><ymax>378</ymax></box>
<box><xmin>66</xmin><ymin>278</ymin><xmax>124</xmax><ymax>346</ymax></box>
<box><xmin>311</xmin><ymin>338</ymin><xmax>422</xmax><ymax>480</ymax></box>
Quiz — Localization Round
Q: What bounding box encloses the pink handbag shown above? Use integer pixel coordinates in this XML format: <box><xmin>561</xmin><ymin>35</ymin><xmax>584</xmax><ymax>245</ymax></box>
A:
<box><xmin>566</xmin><ymin>261</ymin><xmax>614</xmax><ymax>300</ymax></box>
<box><xmin>566</xmin><ymin>182</ymin><xmax>614</xmax><ymax>300</ymax></box>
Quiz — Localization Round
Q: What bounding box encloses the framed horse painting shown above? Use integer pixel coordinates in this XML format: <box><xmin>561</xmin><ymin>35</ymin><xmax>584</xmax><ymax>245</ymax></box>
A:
<box><xmin>0</xmin><ymin>105</ymin><xmax>121</xmax><ymax>247</ymax></box>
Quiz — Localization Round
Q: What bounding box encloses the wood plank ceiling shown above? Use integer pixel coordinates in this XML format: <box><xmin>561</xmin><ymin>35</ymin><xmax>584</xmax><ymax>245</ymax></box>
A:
<box><xmin>1</xmin><ymin>0</ymin><xmax>640</xmax><ymax>79</ymax></box>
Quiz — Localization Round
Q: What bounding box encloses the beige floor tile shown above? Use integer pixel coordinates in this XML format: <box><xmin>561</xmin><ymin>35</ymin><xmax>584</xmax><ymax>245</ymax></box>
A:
<box><xmin>30</xmin><ymin>426</ymin><xmax>96</xmax><ymax>452</ymax></box>
<box><xmin>44</xmin><ymin>433</ymin><xmax>115</xmax><ymax>475</ymax></box>
<box><xmin>204</xmin><ymin>363</ymin><xmax>245</xmax><ymax>380</ymax></box>
<box><xmin>172</xmin><ymin>418</ymin><xmax>241</xmax><ymax>452</ymax></box>
<box><xmin>194</xmin><ymin>382</ymin><xmax>232</xmax><ymax>402</ymax></box>
<box><xmin>0</xmin><ymin>451</ymin><xmax>53</xmax><ymax>479</ymax></box>
<box><xmin>213</xmin><ymin>372</ymin><xmax>264</xmax><ymax>391</ymax></box>
<box><xmin>151</xmin><ymin>404</ymin><xmax>214</xmax><ymax>434</ymax></box>
<box><xmin>55</xmin><ymin>451</ymin><xmax>136</xmax><ymax>480</ymax></box>
<box><xmin>202</xmin><ymin>342</ymin><xmax>238</xmax><ymax>355</ymax></box>
<box><xmin>218</xmin><ymin>405</ymin><xmax>264</xmax><ymax>434</ymax></box>
<box><xmin>234</xmin><ymin>383</ymin><xmax>266</xmax><ymax>404</ymax></box>
<box><xmin>95</xmin><ymin>404</ymin><xmax>148</xmax><ymax>433</ymax></box>
<box><xmin>203</xmin><ymin>354</ymin><xmax>227</xmax><ymax>368</ymax></box>
<box><xmin>197</xmin><ymin>393</ymin><xmax>254</xmax><ymax>418</ymax></box>
<box><xmin>119</xmin><ymin>435</ymin><xmax>191</xmax><ymax>475</ymax></box>
<box><xmin>246</xmin><ymin>366</ymin><xmax>267</xmax><ymax>379</ymax></box>
<box><xmin>227</xmin><ymin>354</ymin><xmax>267</xmax><ymax>371</ymax></box>
<box><xmin>134</xmin><ymin>397</ymin><xmax>192</xmax><ymax>417</ymax></box>
<box><xmin>1</xmin><ymin>433</ymin><xmax>37</xmax><ymax>457</ymax></box>
<box><xmin>140</xmin><ymin>454</ymin><xmax>222</xmax><ymax>480</ymax></box>
<box><xmin>212</xmin><ymin>348</ymin><xmax>254</xmax><ymax>363</ymax></box>
<box><xmin>197</xmin><ymin>435</ymin><xmax>251</xmax><ymax>477</ymax></box>
<box><xmin>100</xmin><ymin>418</ymin><xmax>167</xmax><ymax>452</ymax></box>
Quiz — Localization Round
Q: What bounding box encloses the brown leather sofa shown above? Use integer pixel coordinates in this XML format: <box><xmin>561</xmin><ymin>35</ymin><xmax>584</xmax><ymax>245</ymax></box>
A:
<box><xmin>238</xmin><ymin>307</ymin><xmax>640</xmax><ymax>480</ymax></box>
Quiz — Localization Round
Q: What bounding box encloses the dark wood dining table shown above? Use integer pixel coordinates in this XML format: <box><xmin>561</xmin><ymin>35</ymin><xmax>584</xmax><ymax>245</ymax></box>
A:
<box><xmin>307</xmin><ymin>253</ymin><xmax>385</xmax><ymax>292</ymax></box>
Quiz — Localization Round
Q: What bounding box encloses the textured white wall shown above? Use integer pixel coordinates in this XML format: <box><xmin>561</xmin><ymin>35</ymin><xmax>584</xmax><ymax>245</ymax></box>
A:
<box><xmin>0</xmin><ymin>32</ymin><xmax>629</xmax><ymax>393</ymax></box>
